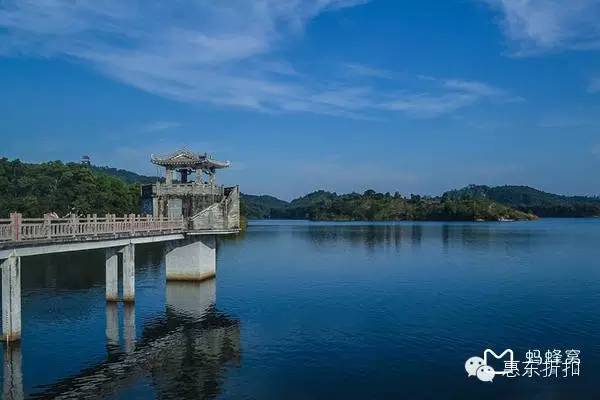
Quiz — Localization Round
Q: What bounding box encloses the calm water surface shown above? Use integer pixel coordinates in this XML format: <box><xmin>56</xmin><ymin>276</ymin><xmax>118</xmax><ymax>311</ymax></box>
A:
<box><xmin>2</xmin><ymin>219</ymin><xmax>600</xmax><ymax>399</ymax></box>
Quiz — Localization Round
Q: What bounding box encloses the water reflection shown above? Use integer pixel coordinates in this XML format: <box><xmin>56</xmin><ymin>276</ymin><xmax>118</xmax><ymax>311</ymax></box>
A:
<box><xmin>284</xmin><ymin>221</ymin><xmax>544</xmax><ymax>253</ymax></box>
<box><xmin>123</xmin><ymin>304</ymin><xmax>136</xmax><ymax>354</ymax></box>
<box><xmin>166</xmin><ymin>280</ymin><xmax>216</xmax><ymax>319</ymax></box>
<box><xmin>105</xmin><ymin>302</ymin><xmax>120</xmax><ymax>354</ymax></box>
<box><xmin>14</xmin><ymin>276</ymin><xmax>241</xmax><ymax>400</ymax></box>
<box><xmin>3</xmin><ymin>344</ymin><xmax>23</xmax><ymax>400</ymax></box>
<box><xmin>152</xmin><ymin>281</ymin><xmax>241</xmax><ymax>400</ymax></box>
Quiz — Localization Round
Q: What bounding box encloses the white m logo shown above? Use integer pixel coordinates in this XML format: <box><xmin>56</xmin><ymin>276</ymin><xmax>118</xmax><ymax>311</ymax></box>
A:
<box><xmin>484</xmin><ymin>349</ymin><xmax>515</xmax><ymax>375</ymax></box>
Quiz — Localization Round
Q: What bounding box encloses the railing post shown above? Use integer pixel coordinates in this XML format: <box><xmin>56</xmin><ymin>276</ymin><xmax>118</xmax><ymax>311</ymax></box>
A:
<box><xmin>105</xmin><ymin>214</ymin><xmax>111</xmax><ymax>236</ymax></box>
<box><xmin>92</xmin><ymin>214</ymin><xmax>97</xmax><ymax>236</ymax></box>
<box><xmin>43</xmin><ymin>213</ymin><xmax>52</xmax><ymax>239</ymax></box>
<box><xmin>108</xmin><ymin>214</ymin><xmax>114</xmax><ymax>236</ymax></box>
<box><xmin>130</xmin><ymin>214</ymin><xmax>135</xmax><ymax>235</ymax></box>
<box><xmin>71</xmin><ymin>214</ymin><xmax>79</xmax><ymax>237</ymax></box>
<box><xmin>10</xmin><ymin>213</ymin><xmax>21</xmax><ymax>242</ymax></box>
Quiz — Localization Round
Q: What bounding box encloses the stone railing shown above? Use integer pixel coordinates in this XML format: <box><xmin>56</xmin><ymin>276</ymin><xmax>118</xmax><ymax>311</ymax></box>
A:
<box><xmin>0</xmin><ymin>213</ymin><xmax>185</xmax><ymax>243</ymax></box>
<box><xmin>151</xmin><ymin>182</ymin><xmax>225</xmax><ymax>197</ymax></box>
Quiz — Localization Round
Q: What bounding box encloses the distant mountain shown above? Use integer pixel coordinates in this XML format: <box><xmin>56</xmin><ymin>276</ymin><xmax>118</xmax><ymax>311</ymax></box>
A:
<box><xmin>240</xmin><ymin>194</ymin><xmax>289</xmax><ymax>219</ymax></box>
<box><xmin>90</xmin><ymin>165</ymin><xmax>160</xmax><ymax>184</ymax></box>
<box><xmin>443</xmin><ymin>185</ymin><xmax>600</xmax><ymax>217</ymax></box>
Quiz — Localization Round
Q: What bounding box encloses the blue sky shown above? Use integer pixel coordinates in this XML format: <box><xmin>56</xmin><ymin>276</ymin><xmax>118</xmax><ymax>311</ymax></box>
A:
<box><xmin>1</xmin><ymin>0</ymin><xmax>599</xmax><ymax>199</ymax></box>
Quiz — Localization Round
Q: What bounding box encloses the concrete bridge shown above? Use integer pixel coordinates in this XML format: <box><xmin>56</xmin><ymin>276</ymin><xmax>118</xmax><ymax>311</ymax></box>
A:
<box><xmin>0</xmin><ymin>149</ymin><xmax>240</xmax><ymax>343</ymax></box>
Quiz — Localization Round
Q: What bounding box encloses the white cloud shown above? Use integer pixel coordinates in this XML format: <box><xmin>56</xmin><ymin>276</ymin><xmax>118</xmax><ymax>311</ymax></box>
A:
<box><xmin>0</xmin><ymin>0</ymin><xmax>518</xmax><ymax>118</ymax></box>
<box><xmin>484</xmin><ymin>0</ymin><xmax>600</xmax><ymax>55</ymax></box>
<box><xmin>0</xmin><ymin>0</ymin><xmax>366</xmax><ymax>108</ymax></box>
<box><xmin>443</xmin><ymin>79</ymin><xmax>506</xmax><ymax>97</ymax></box>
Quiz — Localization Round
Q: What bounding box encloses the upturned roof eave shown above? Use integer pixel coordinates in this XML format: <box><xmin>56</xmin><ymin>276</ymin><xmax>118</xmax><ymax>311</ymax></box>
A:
<box><xmin>151</xmin><ymin>154</ymin><xmax>230</xmax><ymax>169</ymax></box>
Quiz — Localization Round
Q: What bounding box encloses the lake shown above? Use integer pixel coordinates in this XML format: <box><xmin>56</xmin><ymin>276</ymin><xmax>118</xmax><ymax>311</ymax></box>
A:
<box><xmin>2</xmin><ymin>219</ymin><xmax>600</xmax><ymax>399</ymax></box>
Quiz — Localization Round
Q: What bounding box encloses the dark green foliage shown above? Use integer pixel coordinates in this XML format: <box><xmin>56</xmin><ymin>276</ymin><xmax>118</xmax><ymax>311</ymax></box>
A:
<box><xmin>289</xmin><ymin>190</ymin><xmax>338</xmax><ymax>208</ymax></box>
<box><xmin>243</xmin><ymin>190</ymin><xmax>537</xmax><ymax>221</ymax></box>
<box><xmin>0</xmin><ymin>158</ymin><xmax>139</xmax><ymax>217</ymax></box>
<box><xmin>444</xmin><ymin>185</ymin><xmax>600</xmax><ymax>217</ymax></box>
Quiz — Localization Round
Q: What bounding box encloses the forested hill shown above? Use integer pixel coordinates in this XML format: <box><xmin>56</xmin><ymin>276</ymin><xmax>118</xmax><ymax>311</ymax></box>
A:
<box><xmin>240</xmin><ymin>194</ymin><xmax>289</xmax><ymax>219</ymax></box>
<box><xmin>242</xmin><ymin>190</ymin><xmax>536</xmax><ymax>222</ymax></box>
<box><xmin>89</xmin><ymin>165</ymin><xmax>159</xmax><ymax>184</ymax></box>
<box><xmin>444</xmin><ymin>185</ymin><xmax>600</xmax><ymax>217</ymax></box>
<box><xmin>0</xmin><ymin>158</ymin><xmax>140</xmax><ymax>217</ymax></box>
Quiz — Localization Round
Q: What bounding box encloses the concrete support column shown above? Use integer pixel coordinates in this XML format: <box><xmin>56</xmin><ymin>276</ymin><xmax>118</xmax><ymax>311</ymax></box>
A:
<box><xmin>165</xmin><ymin>236</ymin><xmax>216</xmax><ymax>281</ymax></box>
<box><xmin>105</xmin><ymin>248</ymin><xmax>119</xmax><ymax>302</ymax></box>
<box><xmin>121</xmin><ymin>244</ymin><xmax>135</xmax><ymax>302</ymax></box>
<box><xmin>2</xmin><ymin>254</ymin><xmax>21</xmax><ymax>342</ymax></box>
<box><xmin>3</xmin><ymin>343</ymin><xmax>23</xmax><ymax>400</ymax></box>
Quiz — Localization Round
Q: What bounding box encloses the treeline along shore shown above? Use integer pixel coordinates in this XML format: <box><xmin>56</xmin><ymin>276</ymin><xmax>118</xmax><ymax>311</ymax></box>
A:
<box><xmin>2</xmin><ymin>158</ymin><xmax>599</xmax><ymax>221</ymax></box>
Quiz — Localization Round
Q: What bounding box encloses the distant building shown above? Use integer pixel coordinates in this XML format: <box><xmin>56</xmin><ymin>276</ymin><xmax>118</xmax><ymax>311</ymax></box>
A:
<box><xmin>141</xmin><ymin>148</ymin><xmax>240</xmax><ymax>231</ymax></box>
<box><xmin>81</xmin><ymin>155</ymin><xmax>91</xmax><ymax>166</ymax></box>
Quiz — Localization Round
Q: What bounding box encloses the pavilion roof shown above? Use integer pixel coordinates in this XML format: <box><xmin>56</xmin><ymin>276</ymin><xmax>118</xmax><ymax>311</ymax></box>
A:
<box><xmin>151</xmin><ymin>149</ymin><xmax>230</xmax><ymax>170</ymax></box>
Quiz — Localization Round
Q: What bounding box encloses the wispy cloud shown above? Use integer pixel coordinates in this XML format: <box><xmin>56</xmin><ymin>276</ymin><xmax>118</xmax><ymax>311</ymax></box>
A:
<box><xmin>588</xmin><ymin>77</ymin><xmax>600</xmax><ymax>93</ymax></box>
<box><xmin>381</xmin><ymin>78</ymin><xmax>520</xmax><ymax>117</ymax></box>
<box><xmin>591</xmin><ymin>143</ymin><xmax>600</xmax><ymax>159</ymax></box>
<box><xmin>0</xmin><ymin>0</ymin><xmax>518</xmax><ymax>118</ymax></box>
<box><xmin>537</xmin><ymin>106</ymin><xmax>600</xmax><ymax>128</ymax></box>
<box><xmin>443</xmin><ymin>79</ymin><xmax>508</xmax><ymax>97</ymax></box>
<box><xmin>483</xmin><ymin>0</ymin><xmax>600</xmax><ymax>55</ymax></box>
<box><xmin>141</xmin><ymin>121</ymin><xmax>182</xmax><ymax>133</ymax></box>
<box><xmin>343</xmin><ymin>63</ymin><xmax>394</xmax><ymax>79</ymax></box>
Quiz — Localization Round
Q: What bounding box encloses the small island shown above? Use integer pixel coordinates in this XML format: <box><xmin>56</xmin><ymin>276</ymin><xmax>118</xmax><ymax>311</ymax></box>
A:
<box><xmin>242</xmin><ymin>190</ymin><xmax>537</xmax><ymax>222</ymax></box>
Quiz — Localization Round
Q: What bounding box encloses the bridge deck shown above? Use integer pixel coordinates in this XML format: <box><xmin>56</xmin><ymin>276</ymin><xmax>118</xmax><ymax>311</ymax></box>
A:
<box><xmin>0</xmin><ymin>213</ymin><xmax>239</xmax><ymax>259</ymax></box>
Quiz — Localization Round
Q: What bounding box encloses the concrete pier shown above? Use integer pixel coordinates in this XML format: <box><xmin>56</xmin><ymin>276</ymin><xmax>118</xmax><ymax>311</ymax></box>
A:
<box><xmin>2</xmin><ymin>254</ymin><xmax>21</xmax><ymax>342</ymax></box>
<box><xmin>121</xmin><ymin>244</ymin><xmax>135</xmax><ymax>302</ymax></box>
<box><xmin>165</xmin><ymin>236</ymin><xmax>216</xmax><ymax>282</ymax></box>
<box><xmin>105</xmin><ymin>248</ymin><xmax>119</xmax><ymax>302</ymax></box>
